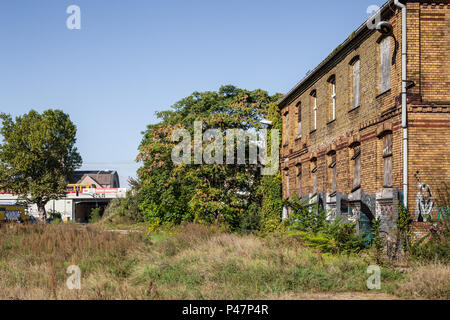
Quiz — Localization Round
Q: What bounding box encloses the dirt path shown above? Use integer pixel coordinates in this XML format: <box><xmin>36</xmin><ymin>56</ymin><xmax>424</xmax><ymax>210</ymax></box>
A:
<box><xmin>266</xmin><ymin>292</ymin><xmax>402</xmax><ymax>300</ymax></box>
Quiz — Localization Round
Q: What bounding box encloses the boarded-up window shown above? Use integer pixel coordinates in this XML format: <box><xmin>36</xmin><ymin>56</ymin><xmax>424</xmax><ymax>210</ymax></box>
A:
<box><xmin>297</xmin><ymin>102</ymin><xmax>302</xmax><ymax>137</ymax></box>
<box><xmin>311</xmin><ymin>160</ymin><xmax>318</xmax><ymax>194</ymax></box>
<box><xmin>329</xmin><ymin>152</ymin><xmax>337</xmax><ymax>193</ymax></box>
<box><xmin>330</xmin><ymin>78</ymin><xmax>336</xmax><ymax>121</ymax></box>
<box><xmin>285</xmin><ymin>170</ymin><xmax>290</xmax><ymax>199</ymax></box>
<box><xmin>353</xmin><ymin>60</ymin><xmax>360</xmax><ymax>108</ymax></box>
<box><xmin>311</xmin><ymin>91</ymin><xmax>317</xmax><ymax>131</ymax></box>
<box><xmin>380</xmin><ymin>37</ymin><xmax>391</xmax><ymax>93</ymax></box>
<box><xmin>383</xmin><ymin>134</ymin><xmax>393</xmax><ymax>187</ymax></box>
<box><xmin>285</xmin><ymin>113</ymin><xmax>289</xmax><ymax>145</ymax></box>
<box><xmin>296</xmin><ymin>164</ymin><xmax>302</xmax><ymax>197</ymax></box>
<box><xmin>351</xmin><ymin>145</ymin><xmax>361</xmax><ymax>189</ymax></box>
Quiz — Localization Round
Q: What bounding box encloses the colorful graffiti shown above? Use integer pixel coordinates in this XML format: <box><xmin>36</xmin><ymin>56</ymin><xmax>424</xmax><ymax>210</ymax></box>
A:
<box><xmin>436</xmin><ymin>206</ymin><xmax>450</xmax><ymax>220</ymax></box>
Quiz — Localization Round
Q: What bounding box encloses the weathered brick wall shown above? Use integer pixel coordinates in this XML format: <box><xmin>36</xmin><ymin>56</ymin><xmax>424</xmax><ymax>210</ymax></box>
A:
<box><xmin>280</xmin><ymin>1</ymin><xmax>450</xmax><ymax>225</ymax></box>
<box><xmin>406</xmin><ymin>2</ymin><xmax>450</xmax><ymax>103</ymax></box>
<box><xmin>408</xmin><ymin>108</ymin><xmax>450</xmax><ymax>220</ymax></box>
<box><xmin>280</xmin><ymin>7</ymin><xmax>403</xmax><ymax>198</ymax></box>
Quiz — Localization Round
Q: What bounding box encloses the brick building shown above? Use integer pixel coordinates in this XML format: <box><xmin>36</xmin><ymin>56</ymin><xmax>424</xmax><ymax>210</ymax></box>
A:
<box><xmin>278</xmin><ymin>0</ymin><xmax>450</xmax><ymax>239</ymax></box>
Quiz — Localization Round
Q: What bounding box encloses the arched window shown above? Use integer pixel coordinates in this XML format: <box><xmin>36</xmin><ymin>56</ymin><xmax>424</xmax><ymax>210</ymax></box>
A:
<box><xmin>296</xmin><ymin>101</ymin><xmax>302</xmax><ymax>138</ymax></box>
<box><xmin>350</xmin><ymin>57</ymin><xmax>360</xmax><ymax>109</ymax></box>
<box><xmin>350</xmin><ymin>143</ymin><xmax>361</xmax><ymax>191</ymax></box>
<box><xmin>296</xmin><ymin>163</ymin><xmax>302</xmax><ymax>197</ymax></box>
<box><xmin>327</xmin><ymin>75</ymin><xmax>336</xmax><ymax>121</ymax></box>
<box><xmin>380</xmin><ymin>37</ymin><xmax>391</xmax><ymax>93</ymax></box>
<box><xmin>311</xmin><ymin>157</ymin><xmax>318</xmax><ymax>194</ymax></box>
<box><xmin>284</xmin><ymin>111</ymin><xmax>289</xmax><ymax>146</ymax></box>
<box><xmin>382</xmin><ymin>132</ymin><xmax>393</xmax><ymax>187</ymax></box>
<box><xmin>328</xmin><ymin>151</ymin><xmax>337</xmax><ymax>194</ymax></box>
<box><xmin>283</xmin><ymin>167</ymin><xmax>290</xmax><ymax>200</ymax></box>
<box><xmin>310</xmin><ymin>90</ymin><xmax>317</xmax><ymax>131</ymax></box>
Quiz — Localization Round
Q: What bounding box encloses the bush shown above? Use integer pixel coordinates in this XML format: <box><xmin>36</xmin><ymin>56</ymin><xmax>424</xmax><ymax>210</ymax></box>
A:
<box><xmin>284</xmin><ymin>196</ymin><xmax>366</xmax><ymax>254</ymax></box>
<box><xmin>410</xmin><ymin>218</ymin><xmax>450</xmax><ymax>263</ymax></box>
<box><xmin>104</xmin><ymin>190</ymin><xmax>144</xmax><ymax>223</ymax></box>
<box><xmin>409</xmin><ymin>182</ymin><xmax>450</xmax><ymax>263</ymax></box>
<box><xmin>89</xmin><ymin>207</ymin><xmax>102</xmax><ymax>223</ymax></box>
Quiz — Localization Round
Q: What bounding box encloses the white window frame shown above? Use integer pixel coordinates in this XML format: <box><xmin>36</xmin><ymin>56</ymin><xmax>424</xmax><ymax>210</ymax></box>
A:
<box><xmin>331</xmin><ymin>79</ymin><xmax>336</xmax><ymax>121</ymax></box>
<box><xmin>313</xmin><ymin>95</ymin><xmax>317</xmax><ymax>130</ymax></box>
<box><xmin>352</xmin><ymin>59</ymin><xmax>360</xmax><ymax>109</ymax></box>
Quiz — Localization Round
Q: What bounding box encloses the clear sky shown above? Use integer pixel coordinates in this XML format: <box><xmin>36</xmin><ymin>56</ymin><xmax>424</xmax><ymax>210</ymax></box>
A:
<box><xmin>0</xmin><ymin>0</ymin><xmax>386</xmax><ymax>187</ymax></box>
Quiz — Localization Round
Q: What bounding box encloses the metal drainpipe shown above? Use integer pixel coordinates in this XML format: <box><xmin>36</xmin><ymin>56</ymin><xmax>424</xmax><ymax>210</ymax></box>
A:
<box><xmin>394</xmin><ymin>0</ymin><xmax>408</xmax><ymax>208</ymax></box>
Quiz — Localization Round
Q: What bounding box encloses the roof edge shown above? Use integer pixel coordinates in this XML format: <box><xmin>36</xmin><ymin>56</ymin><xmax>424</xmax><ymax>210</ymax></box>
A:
<box><xmin>278</xmin><ymin>0</ymin><xmax>396</xmax><ymax>108</ymax></box>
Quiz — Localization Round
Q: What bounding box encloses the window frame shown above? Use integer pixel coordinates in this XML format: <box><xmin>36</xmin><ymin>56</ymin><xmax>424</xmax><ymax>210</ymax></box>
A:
<box><xmin>350</xmin><ymin>57</ymin><xmax>361</xmax><ymax>109</ymax></box>
<box><xmin>350</xmin><ymin>144</ymin><xmax>361</xmax><ymax>191</ymax></box>
<box><xmin>296</xmin><ymin>101</ymin><xmax>302</xmax><ymax>139</ymax></box>
<box><xmin>310</xmin><ymin>90</ymin><xmax>317</xmax><ymax>131</ymax></box>
<box><xmin>380</xmin><ymin>37</ymin><xmax>391</xmax><ymax>94</ymax></box>
<box><xmin>285</xmin><ymin>112</ymin><xmax>289</xmax><ymax>146</ymax></box>
<box><xmin>328</xmin><ymin>76</ymin><xmax>337</xmax><ymax>121</ymax></box>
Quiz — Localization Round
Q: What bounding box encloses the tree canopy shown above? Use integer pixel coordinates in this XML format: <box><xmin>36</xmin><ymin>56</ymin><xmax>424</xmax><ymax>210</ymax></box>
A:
<box><xmin>0</xmin><ymin>109</ymin><xmax>82</xmax><ymax>220</ymax></box>
<box><xmin>137</xmin><ymin>85</ymin><xmax>283</xmax><ymax>231</ymax></box>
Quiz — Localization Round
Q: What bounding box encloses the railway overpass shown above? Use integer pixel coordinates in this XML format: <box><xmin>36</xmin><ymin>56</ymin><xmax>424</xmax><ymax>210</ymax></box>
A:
<box><xmin>0</xmin><ymin>188</ymin><xmax>127</xmax><ymax>222</ymax></box>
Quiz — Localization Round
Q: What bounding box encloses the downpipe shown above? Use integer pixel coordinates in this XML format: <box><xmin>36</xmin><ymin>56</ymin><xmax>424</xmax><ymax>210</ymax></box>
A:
<box><xmin>394</xmin><ymin>0</ymin><xmax>408</xmax><ymax>208</ymax></box>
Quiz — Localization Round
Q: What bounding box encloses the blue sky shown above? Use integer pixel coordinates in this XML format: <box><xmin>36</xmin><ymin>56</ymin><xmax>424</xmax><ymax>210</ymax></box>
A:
<box><xmin>0</xmin><ymin>0</ymin><xmax>385</xmax><ymax>186</ymax></box>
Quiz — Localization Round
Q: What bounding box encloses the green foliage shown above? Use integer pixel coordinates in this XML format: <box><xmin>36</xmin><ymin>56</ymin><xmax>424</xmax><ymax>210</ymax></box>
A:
<box><xmin>104</xmin><ymin>189</ymin><xmax>145</xmax><ymax>222</ymax></box>
<box><xmin>371</xmin><ymin>217</ymin><xmax>384</xmax><ymax>263</ymax></box>
<box><xmin>397</xmin><ymin>202</ymin><xmax>413</xmax><ymax>253</ymax></box>
<box><xmin>49</xmin><ymin>211</ymin><xmax>62</xmax><ymax>220</ymax></box>
<box><xmin>0</xmin><ymin>110</ymin><xmax>82</xmax><ymax>220</ymax></box>
<box><xmin>410</xmin><ymin>214</ymin><xmax>450</xmax><ymax>263</ymax></box>
<box><xmin>285</xmin><ymin>195</ymin><xmax>327</xmax><ymax>234</ymax></box>
<box><xmin>89</xmin><ymin>207</ymin><xmax>102</xmax><ymax>223</ymax></box>
<box><xmin>284</xmin><ymin>196</ymin><xmax>366</xmax><ymax>254</ymax></box>
<box><xmin>137</xmin><ymin>85</ymin><xmax>283</xmax><ymax>230</ymax></box>
<box><xmin>258</xmin><ymin>173</ymin><xmax>282</xmax><ymax>233</ymax></box>
<box><xmin>409</xmin><ymin>182</ymin><xmax>450</xmax><ymax>263</ymax></box>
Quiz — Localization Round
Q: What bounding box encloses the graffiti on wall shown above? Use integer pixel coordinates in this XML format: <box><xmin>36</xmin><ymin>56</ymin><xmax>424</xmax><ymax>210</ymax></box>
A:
<box><xmin>416</xmin><ymin>183</ymin><xmax>434</xmax><ymax>222</ymax></box>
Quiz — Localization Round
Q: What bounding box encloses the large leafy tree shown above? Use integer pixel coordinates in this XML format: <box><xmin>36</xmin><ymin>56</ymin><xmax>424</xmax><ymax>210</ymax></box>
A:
<box><xmin>0</xmin><ymin>109</ymin><xmax>82</xmax><ymax>220</ymax></box>
<box><xmin>137</xmin><ymin>85</ymin><xmax>282</xmax><ymax>230</ymax></box>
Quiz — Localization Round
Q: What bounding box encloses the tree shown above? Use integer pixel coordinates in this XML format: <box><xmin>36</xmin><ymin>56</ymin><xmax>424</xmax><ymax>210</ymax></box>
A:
<box><xmin>137</xmin><ymin>85</ymin><xmax>282</xmax><ymax>230</ymax></box>
<box><xmin>0</xmin><ymin>109</ymin><xmax>82</xmax><ymax>220</ymax></box>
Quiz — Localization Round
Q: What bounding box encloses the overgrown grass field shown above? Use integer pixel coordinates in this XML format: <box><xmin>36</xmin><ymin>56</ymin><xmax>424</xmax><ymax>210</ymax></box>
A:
<box><xmin>0</xmin><ymin>222</ymin><xmax>448</xmax><ymax>300</ymax></box>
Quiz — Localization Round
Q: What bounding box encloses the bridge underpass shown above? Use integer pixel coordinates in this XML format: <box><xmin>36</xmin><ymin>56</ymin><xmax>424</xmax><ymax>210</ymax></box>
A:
<box><xmin>74</xmin><ymin>199</ymin><xmax>111</xmax><ymax>223</ymax></box>
<box><xmin>0</xmin><ymin>188</ymin><xmax>127</xmax><ymax>222</ymax></box>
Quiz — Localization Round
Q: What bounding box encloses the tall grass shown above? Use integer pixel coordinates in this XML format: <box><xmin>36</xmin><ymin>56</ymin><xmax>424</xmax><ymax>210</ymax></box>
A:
<box><xmin>0</xmin><ymin>222</ymin><xmax>447</xmax><ymax>300</ymax></box>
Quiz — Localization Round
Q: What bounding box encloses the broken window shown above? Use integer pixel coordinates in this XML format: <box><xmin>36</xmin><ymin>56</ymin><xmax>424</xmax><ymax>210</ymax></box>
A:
<box><xmin>297</xmin><ymin>102</ymin><xmax>302</xmax><ymax>138</ymax></box>
<box><xmin>311</xmin><ymin>159</ymin><xmax>318</xmax><ymax>194</ymax></box>
<box><xmin>351</xmin><ymin>144</ymin><xmax>361</xmax><ymax>190</ymax></box>
<box><xmin>380</xmin><ymin>37</ymin><xmax>391</xmax><ymax>93</ymax></box>
<box><xmin>352</xmin><ymin>59</ymin><xmax>360</xmax><ymax>109</ymax></box>
<box><xmin>329</xmin><ymin>152</ymin><xmax>337</xmax><ymax>194</ymax></box>
<box><xmin>382</xmin><ymin>133</ymin><xmax>393</xmax><ymax>187</ymax></box>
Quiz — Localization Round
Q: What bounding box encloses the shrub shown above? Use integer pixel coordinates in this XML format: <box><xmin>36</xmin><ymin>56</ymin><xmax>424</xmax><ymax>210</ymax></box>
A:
<box><xmin>90</xmin><ymin>207</ymin><xmax>102</xmax><ymax>223</ymax></box>
<box><xmin>284</xmin><ymin>196</ymin><xmax>366</xmax><ymax>254</ymax></box>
